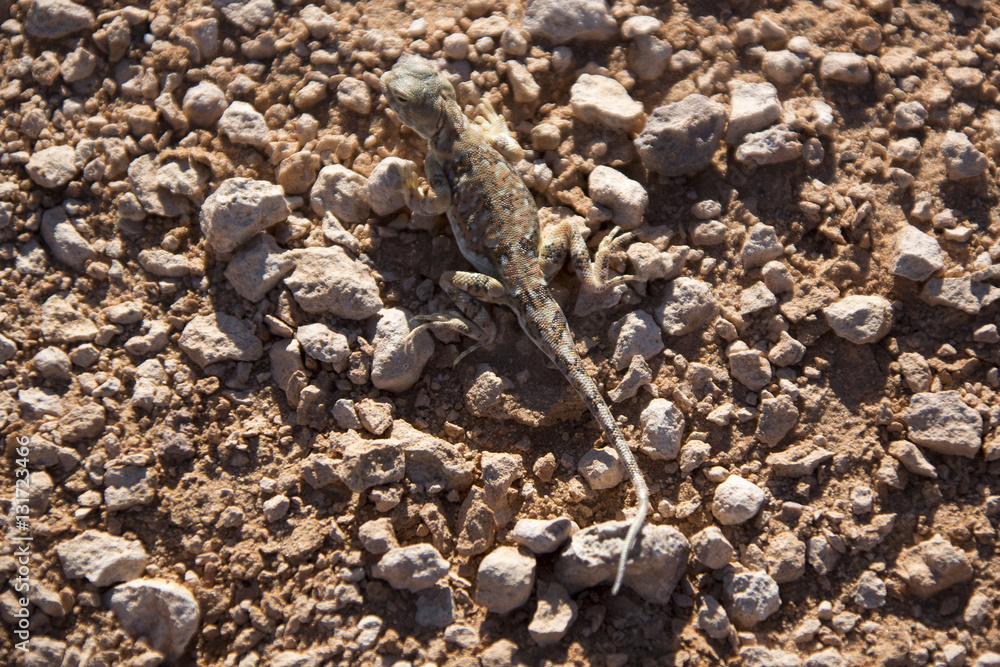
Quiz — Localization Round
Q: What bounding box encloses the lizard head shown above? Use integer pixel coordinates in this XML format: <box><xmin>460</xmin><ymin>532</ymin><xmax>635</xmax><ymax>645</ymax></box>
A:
<box><xmin>380</xmin><ymin>57</ymin><xmax>455</xmax><ymax>140</ymax></box>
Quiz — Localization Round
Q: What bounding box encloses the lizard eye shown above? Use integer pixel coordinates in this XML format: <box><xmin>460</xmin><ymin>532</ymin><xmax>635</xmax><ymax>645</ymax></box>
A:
<box><xmin>394</xmin><ymin>94</ymin><xmax>410</xmax><ymax>104</ymax></box>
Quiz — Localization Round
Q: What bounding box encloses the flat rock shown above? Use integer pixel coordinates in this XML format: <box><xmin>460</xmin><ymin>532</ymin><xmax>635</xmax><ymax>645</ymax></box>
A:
<box><xmin>726</xmin><ymin>81</ymin><xmax>782</xmax><ymax>143</ymax></box>
<box><xmin>392</xmin><ymin>422</ymin><xmax>475</xmax><ymax>491</ymax></box>
<box><xmin>415</xmin><ymin>585</ymin><xmax>455</xmax><ymax>628</ymax></box>
<box><xmin>819</xmin><ymin>51</ymin><xmax>871</xmax><ymax>84</ymax></box>
<box><xmin>902</xmin><ymin>391</ymin><xmax>983</xmax><ymax>457</ymax></box>
<box><xmin>724</xmin><ymin>570</ymin><xmax>781</xmax><ymax>627</ymax></box>
<box><xmin>26</xmin><ymin>145</ymin><xmax>80</xmax><ymax>188</ymax></box>
<box><xmin>729</xmin><ymin>350</ymin><xmax>771</xmax><ymax>391</ymax></box>
<box><xmin>736</xmin><ymin>125</ymin><xmax>802</xmax><ymax>165</ymax></box>
<box><xmin>138</xmin><ymin>249</ymin><xmax>190</xmax><ymax>278</ymax></box>
<box><xmin>528</xmin><ymin>582</ymin><xmax>578</xmax><ymax>646</ymax></box>
<box><xmin>104</xmin><ymin>465</ymin><xmax>156</xmax><ymax>511</ymax></box>
<box><xmin>219</xmin><ymin>101</ymin><xmax>269</xmax><ymax>148</ymax></box>
<box><xmin>25</xmin><ymin>0</ymin><xmax>96</xmax><ymax>38</ymax></box>
<box><xmin>635</xmin><ymin>94</ymin><xmax>727</xmax><ymax>176</ymax></box>
<box><xmin>337</xmin><ymin>434</ymin><xmax>405</xmax><ymax>492</ymax></box>
<box><xmin>756</xmin><ymin>395</ymin><xmax>799</xmax><ymax>446</ymax></box>
<box><xmin>741</xmin><ymin>224</ymin><xmax>784</xmax><ymax>269</ymax></box>
<box><xmin>366</xmin><ymin>157</ymin><xmax>414</xmax><ymax>215</ymax></box>
<box><xmin>296</xmin><ymin>322</ymin><xmax>350</xmax><ymax>371</ymax></box>
<box><xmin>475</xmin><ymin>546</ymin><xmax>536</xmax><ymax>613</ymax></box>
<box><xmin>555</xmin><ymin>522</ymin><xmax>689</xmax><ymax>602</ymax></box>
<box><xmin>940</xmin><ymin>130</ymin><xmax>988</xmax><ymax>180</ymax></box>
<box><xmin>768</xmin><ymin>331</ymin><xmax>806</xmax><ymax>367</ymax></box>
<box><xmin>33</xmin><ymin>346</ymin><xmax>72</xmax><ymax>381</ymax></box>
<box><xmin>823</xmin><ymin>295</ymin><xmax>893</xmax><ymax>344</ymax></box>
<box><xmin>762</xmin><ymin>50</ymin><xmax>810</xmax><ymax>85</ymax></box>
<box><xmin>224</xmin><ymin>234</ymin><xmax>295</xmax><ymax>302</ymax></box>
<box><xmin>41</xmin><ymin>206</ymin><xmax>95</xmax><ymax>270</ymax></box>
<box><xmin>370</xmin><ymin>308</ymin><xmax>434</xmax><ymax>393</ymax></box>
<box><xmin>766</xmin><ymin>443</ymin><xmax>833</xmax><ymax>477</ymax></box>
<box><xmin>284</xmin><ymin>246</ymin><xmax>382</xmax><ymax>319</ymax></box>
<box><xmin>780</xmin><ymin>282</ymin><xmax>839</xmax><ymax>323</ymax></box>
<box><xmin>127</xmin><ymin>154</ymin><xmax>192</xmax><ymax>217</ymax></box>
<box><xmin>309</xmin><ymin>164</ymin><xmax>370</xmax><ymax>223</ymax></box>
<box><xmin>888</xmin><ymin>440</ymin><xmax>937</xmax><ymax>478</ymax></box>
<box><xmin>808</xmin><ymin>536</ymin><xmax>840</xmax><ymax>576</ymax></box>
<box><xmin>56</xmin><ymin>530</ymin><xmax>148</xmax><ymax>586</ymax></box>
<box><xmin>891</xmin><ymin>225</ymin><xmax>945</xmax><ymax>281</ymax></box>
<box><xmin>577</xmin><ymin>446</ymin><xmax>623</xmax><ymax>490</ymax></box>
<box><xmin>896</xmin><ymin>534</ymin><xmax>973</xmax><ymax>599</ymax></box>
<box><xmin>740</xmin><ymin>648</ymin><xmax>801</xmax><ymax>667</ymax></box>
<box><xmin>523</xmin><ymin>0</ymin><xmax>617</xmax><ymax>44</ymax></box>
<box><xmin>610</xmin><ymin>310</ymin><xmax>664</xmax><ymax>370</ymax></box>
<box><xmin>510</xmin><ymin>517</ymin><xmax>578</xmax><ymax>554</ymax></box>
<box><xmin>178</xmin><ymin>313</ymin><xmax>263</xmax><ymax>368</ymax></box>
<box><xmin>570</xmin><ymin>74</ymin><xmax>643</xmax><ymax>132</ymax></box>
<box><xmin>697</xmin><ymin>594</ymin><xmax>734</xmax><ymax>640</ymax></box>
<box><xmin>213</xmin><ymin>0</ymin><xmax>274</xmax><ymax>33</ymax></box>
<box><xmin>922</xmin><ymin>277</ymin><xmax>1000</xmax><ymax>315</ymax></box>
<box><xmin>740</xmin><ymin>281</ymin><xmax>778</xmax><ymax>315</ymax></box>
<box><xmin>654</xmin><ymin>277</ymin><xmax>718</xmax><ymax>336</ymax></box>
<box><xmin>56</xmin><ymin>401</ymin><xmax>106</xmax><ymax>443</ymax></box>
<box><xmin>481</xmin><ymin>452</ymin><xmax>524</xmax><ymax>527</ymax></box>
<box><xmin>106</xmin><ymin>579</ymin><xmax>200</xmax><ymax>659</ymax></box>
<box><xmin>456</xmin><ymin>487</ymin><xmax>495</xmax><ymax>556</ymax></box>
<box><xmin>374</xmin><ymin>544</ymin><xmax>449</xmax><ymax>592</ymax></box>
<box><xmin>690</xmin><ymin>526</ymin><xmax>734</xmax><ymax>569</ymax></box>
<box><xmin>639</xmin><ymin>398</ymin><xmax>685</xmax><ymax>460</ymax></box>
<box><xmin>182</xmin><ymin>81</ymin><xmax>227</xmax><ymax>127</ymax></box>
<box><xmin>765</xmin><ymin>532</ymin><xmax>806</xmax><ymax>584</ymax></box>
<box><xmin>588</xmin><ymin>166</ymin><xmax>647</xmax><ymax>228</ymax></box>
<box><xmin>41</xmin><ymin>294</ymin><xmax>98</xmax><ymax>343</ymax></box>
<box><xmin>853</xmin><ymin>571</ymin><xmax>887</xmax><ymax>609</ymax></box>
<box><xmin>200</xmin><ymin>177</ymin><xmax>290</xmax><ymax>253</ymax></box>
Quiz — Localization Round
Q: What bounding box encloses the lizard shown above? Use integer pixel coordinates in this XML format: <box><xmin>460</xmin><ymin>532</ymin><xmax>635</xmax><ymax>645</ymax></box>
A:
<box><xmin>380</xmin><ymin>57</ymin><xmax>649</xmax><ymax>595</ymax></box>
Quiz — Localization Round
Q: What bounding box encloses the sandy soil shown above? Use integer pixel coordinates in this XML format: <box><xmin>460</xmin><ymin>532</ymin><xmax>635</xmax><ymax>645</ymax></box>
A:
<box><xmin>1</xmin><ymin>0</ymin><xmax>999</xmax><ymax>666</ymax></box>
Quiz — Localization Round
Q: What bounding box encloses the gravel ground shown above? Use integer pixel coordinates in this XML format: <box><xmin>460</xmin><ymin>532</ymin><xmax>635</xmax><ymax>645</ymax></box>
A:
<box><xmin>2</xmin><ymin>0</ymin><xmax>1000</xmax><ymax>666</ymax></box>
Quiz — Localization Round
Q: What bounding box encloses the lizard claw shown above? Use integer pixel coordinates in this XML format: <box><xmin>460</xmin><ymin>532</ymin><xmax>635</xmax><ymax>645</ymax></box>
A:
<box><xmin>598</xmin><ymin>226</ymin><xmax>635</xmax><ymax>254</ymax></box>
<box><xmin>473</xmin><ymin>99</ymin><xmax>501</xmax><ymax>126</ymax></box>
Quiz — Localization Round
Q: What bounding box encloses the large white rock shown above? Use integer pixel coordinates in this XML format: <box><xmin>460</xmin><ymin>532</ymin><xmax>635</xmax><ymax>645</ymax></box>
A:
<box><xmin>903</xmin><ymin>391</ymin><xmax>983</xmax><ymax>458</ymax></box>
<box><xmin>106</xmin><ymin>579</ymin><xmax>200</xmax><ymax>660</ymax></box>
<box><xmin>891</xmin><ymin>225</ymin><xmax>945</xmax><ymax>281</ymax></box>
<box><xmin>823</xmin><ymin>295</ymin><xmax>893</xmax><ymax>344</ymax></box>
<box><xmin>56</xmin><ymin>530</ymin><xmax>148</xmax><ymax>586</ymax></box>
<box><xmin>570</xmin><ymin>74</ymin><xmax>643</xmax><ymax>132</ymax></box>
<box><xmin>712</xmin><ymin>475</ymin><xmax>765</xmax><ymax>525</ymax></box>
<box><xmin>523</xmin><ymin>0</ymin><xmax>616</xmax><ymax>44</ymax></box>
<box><xmin>200</xmin><ymin>178</ymin><xmax>290</xmax><ymax>253</ymax></box>
<box><xmin>725</xmin><ymin>81</ymin><xmax>782</xmax><ymax>143</ymax></box>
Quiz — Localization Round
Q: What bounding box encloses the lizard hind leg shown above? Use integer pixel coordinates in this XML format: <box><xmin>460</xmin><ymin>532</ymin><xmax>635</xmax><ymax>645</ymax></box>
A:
<box><xmin>408</xmin><ymin>270</ymin><xmax>511</xmax><ymax>366</ymax></box>
<box><xmin>593</xmin><ymin>226</ymin><xmax>637</xmax><ymax>289</ymax></box>
<box><xmin>539</xmin><ymin>221</ymin><xmax>637</xmax><ymax>291</ymax></box>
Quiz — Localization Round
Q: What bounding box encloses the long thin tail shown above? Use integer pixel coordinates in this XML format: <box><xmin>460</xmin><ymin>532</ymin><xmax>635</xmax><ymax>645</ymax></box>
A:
<box><xmin>573</xmin><ymin>370</ymin><xmax>649</xmax><ymax>595</ymax></box>
<box><xmin>525</xmin><ymin>297</ymin><xmax>649</xmax><ymax>595</ymax></box>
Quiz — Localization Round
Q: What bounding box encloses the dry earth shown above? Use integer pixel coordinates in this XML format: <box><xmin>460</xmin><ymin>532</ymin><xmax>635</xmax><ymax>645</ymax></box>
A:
<box><xmin>1</xmin><ymin>0</ymin><xmax>1000</xmax><ymax>666</ymax></box>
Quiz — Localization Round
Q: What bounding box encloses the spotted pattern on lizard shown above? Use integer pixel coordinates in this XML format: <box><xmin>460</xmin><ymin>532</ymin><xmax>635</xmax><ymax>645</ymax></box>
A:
<box><xmin>380</xmin><ymin>57</ymin><xmax>649</xmax><ymax>595</ymax></box>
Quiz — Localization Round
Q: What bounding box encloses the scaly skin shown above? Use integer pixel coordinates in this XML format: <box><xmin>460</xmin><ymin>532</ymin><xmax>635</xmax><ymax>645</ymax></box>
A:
<box><xmin>381</xmin><ymin>57</ymin><xmax>649</xmax><ymax>595</ymax></box>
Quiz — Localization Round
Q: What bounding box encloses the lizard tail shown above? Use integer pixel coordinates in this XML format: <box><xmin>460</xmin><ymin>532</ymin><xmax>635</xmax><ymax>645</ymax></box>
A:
<box><xmin>518</xmin><ymin>287</ymin><xmax>649</xmax><ymax>595</ymax></box>
<box><xmin>559</xmin><ymin>356</ymin><xmax>649</xmax><ymax>596</ymax></box>
<box><xmin>588</xmin><ymin>394</ymin><xmax>650</xmax><ymax>595</ymax></box>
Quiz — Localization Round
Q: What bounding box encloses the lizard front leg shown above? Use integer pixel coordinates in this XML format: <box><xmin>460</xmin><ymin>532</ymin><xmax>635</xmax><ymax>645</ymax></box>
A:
<box><xmin>539</xmin><ymin>221</ymin><xmax>636</xmax><ymax>291</ymax></box>
<box><xmin>400</xmin><ymin>151</ymin><xmax>451</xmax><ymax>216</ymax></box>
<box><xmin>472</xmin><ymin>99</ymin><xmax>525</xmax><ymax>163</ymax></box>
<box><xmin>407</xmin><ymin>270</ymin><xmax>514</xmax><ymax>365</ymax></box>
